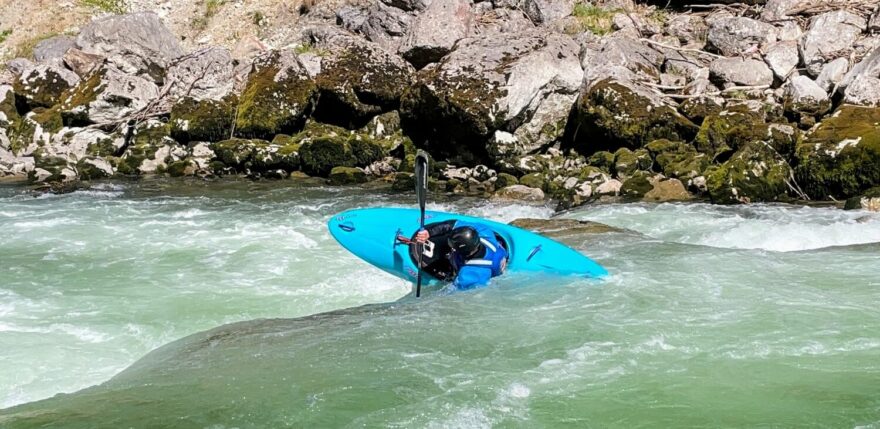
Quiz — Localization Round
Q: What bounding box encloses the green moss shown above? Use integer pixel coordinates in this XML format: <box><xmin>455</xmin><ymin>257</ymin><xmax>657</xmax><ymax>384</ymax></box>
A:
<box><xmin>328</xmin><ymin>166</ymin><xmax>367</xmax><ymax>185</ymax></box>
<box><xmin>613</xmin><ymin>148</ymin><xmax>652</xmax><ymax>177</ymax></box>
<box><xmin>170</xmin><ymin>96</ymin><xmax>236</xmax><ymax>143</ymax></box>
<box><xmin>645</xmin><ymin>139</ymin><xmax>708</xmax><ymax>180</ymax></box>
<box><xmin>495</xmin><ymin>172</ymin><xmax>518</xmax><ymax>188</ymax></box>
<box><xmin>589</xmin><ymin>151</ymin><xmax>615</xmax><ymax>170</ymax></box>
<box><xmin>0</xmin><ymin>29</ymin><xmax>11</xmax><ymax>44</ymax></box>
<box><xmin>13</xmin><ymin>66</ymin><xmax>79</xmax><ymax>109</ymax></box>
<box><xmin>79</xmin><ymin>0</ymin><xmax>127</xmax><ymax>13</ymax></box>
<box><xmin>349</xmin><ymin>137</ymin><xmax>384</xmax><ymax>166</ymax></box>
<box><xmin>87</xmin><ymin>137</ymin><xmax>117</xmax><ymax>157</ymax></box>
<box><xmin>166</xmin><ymin>160</ymin><xmax>192</xmax><ymax>177</ymax></box>
<box><xmin>707</xmin><ymin>141</ymin><xmax>791</xmax><ymax>204</ymax></box>
<box><xmin>795</xmin><ymin>106</ymin><xmax>880</xmax><ymax>200</ymax></box>
<box><xmin>567</xmin><ymin>79</ymin><xmax>698</xmax><ymax>153</ymax></box>
<box><xmin>694</xmin><ymin>109</ymin><xmax>768</xmax><ymax>161</ymax></box>
<box><xmin>519</xmin><ymin>173</ymin><xmax>546</xmax><ymax>190</ymax></box>
<box><xmin>299</xmin><ymin>136</ymin><xmax>355</xmax><ymax>177</ymax></box>
<box><xmin>621</xmin><ymin>171</ymin><xmax>654</xmax><ymax>198</ymax></box>
<box><xmin>572</xmin><ymin>3</ymin><xmax>618</xmax><ymax>35</ymax></box>
<box><xmin>58</xmin><ymin>69</ymin><xmax>104</xmax><ymax>125</ymax></box>
<box><xmin>0</xmin><ymin>88</ymin><xmax>19</xmax><ymax>126</ymax></box>
<box><xmin>234</xmin><ymin>51</ymin><xmax>318</xmax><ymax>140</ymax></box>
<box><xmin>76</xmin><ymin>157</ymin><xmax>112</xmax><ymax>180</ymax></box>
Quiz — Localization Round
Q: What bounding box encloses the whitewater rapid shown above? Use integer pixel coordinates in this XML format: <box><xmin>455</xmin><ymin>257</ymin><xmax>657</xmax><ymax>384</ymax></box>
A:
<box><xmin>1</xmin><ymin>180</ymin><xmax>879</xmax><ymax>428</ymax></box>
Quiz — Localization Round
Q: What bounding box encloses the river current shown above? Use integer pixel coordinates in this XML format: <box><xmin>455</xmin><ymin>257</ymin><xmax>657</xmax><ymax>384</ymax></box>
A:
<box><xmin>1</xmin><ymin>179</ymin><xmax>879</xmax><ymax>428</ymax></box>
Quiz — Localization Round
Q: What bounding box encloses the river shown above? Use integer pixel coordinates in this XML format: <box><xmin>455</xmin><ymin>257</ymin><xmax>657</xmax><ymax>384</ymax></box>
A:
<box><xmin>1</xmin><ymin>179</ymin><xmax>879</xmax><ymax>428</ymax></box>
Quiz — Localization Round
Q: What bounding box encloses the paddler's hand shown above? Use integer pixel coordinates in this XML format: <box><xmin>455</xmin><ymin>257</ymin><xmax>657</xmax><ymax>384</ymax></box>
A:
<box><xmin>415</xmin><ymin>229</ymin><xmax>429</xmax><ymax>243</ymax></box>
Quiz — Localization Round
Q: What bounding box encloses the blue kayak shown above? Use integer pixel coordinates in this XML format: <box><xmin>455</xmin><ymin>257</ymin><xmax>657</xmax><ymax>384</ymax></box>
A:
<box><xmin>328</xmin><ymin>208</ymin><xmax>608</xmax><ymax>285</ymax></box>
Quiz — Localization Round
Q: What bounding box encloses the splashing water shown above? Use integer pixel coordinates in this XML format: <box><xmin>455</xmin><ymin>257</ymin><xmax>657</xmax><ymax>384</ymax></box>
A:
<box><xmin>1</xmin><ymin>180</ymin><xmax>879</xmax><ymax>428</ymax></box>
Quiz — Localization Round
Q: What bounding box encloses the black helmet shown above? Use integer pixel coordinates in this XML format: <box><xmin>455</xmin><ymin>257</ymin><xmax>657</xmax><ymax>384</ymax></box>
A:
<box><xmin>448</xmin><ymin>226</ymin><xmax>481</xmax><ymax>256</ymax></box>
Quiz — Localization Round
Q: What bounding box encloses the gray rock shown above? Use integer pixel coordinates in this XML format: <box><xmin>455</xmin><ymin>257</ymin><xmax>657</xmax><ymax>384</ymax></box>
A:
<box><xmin>6</xmin><ymin>58</ymin><xmax>34</xmax><ymax>77</ymax></box>
<box><xmin>582</xmin><ymin>35</ymin><xmax>664</xmax><ymax>84</ymax></box>
<box><xmin>761</xmin><ymin>0</ymin><xmax>808</xmax><ymax>21</ymax></box>
<box><xmin>784</xmin><ymin>75</ymin><xmax>830</xmax><ymax>115</ymax></box>
<box><xmin>801</xmin><ymin>11</ymin><xmax>867</xmax><ymax>76</ymax></box>
<box><xmin>381</xmin><ymin>0</ymin><xmax>431</xmax><ymax>11</ymax></box>
<box><xmin>165</xmin><ymin>47</ymin><xmax>234</xmax><ymax>101</ymax></box>
<box><xmin>63</xmin><ymin>48</ymin><xmax>105</xmax><ymax>77</ymax></box>
<box><xmin>401</xmin><ymin>30</ymin><xmax>582</xmax><ymax>161</ymax></box>
<box><xmin>709</xmin><ymin>57</ymin><xmax>774</xmax><ymax>87</ymax></box>
<box><xmin>358</xmin><ymin>3</ymin><xmax>413</xmax><ymax>51</ymax></box>
<box><xmin>707</xmin><ymin>16</ymin><xmax>777</xmax><ymax>56</ymax></box>
<box><xmin>336</xmin><ymin>5</ymin><xmax>370</xmax><ymax>32</ymax></box>
<box><xmin>871</xmin><ymin>11</ymin><xmax>880</xmax><ymax>32</ymax></box>
<box><xmin>75</xmin><ymin>12</ymin><xmax>184</xmax><ymax>84</ymax></box>
<box><xmin>843</xmin><ymin>75</ymin><xmax>880</xmax><ymax>106</ymax></box>
<box><xmin>664</xmin><ymin>52</ymin><xmax>710</xmax><ymax>82</ymax></box>
<box><xmin>493</xmin><ymin>184</ymin><xmax>545</xmax><ymax>202</ymax></box>
<box><xmin>815</xmin><ymin>57</ymin><xmax>849</xmax><ymax>92</ymax></box>
<box><xmin>666</xmin><ymin>14</ymin><xmax>708</xmax><ymax>48</ymax></box>
<box><xmin>399</xmin><ymin>0</ymin><xmax>473</xmax><ymax>68</ymax></box>
<box><xmin>523</xmin><ymin>0</ymin><xmax>575</xmax><ymax>24</ymax></box>
<box><xmin>474</xmin><ymin>8</ymin><xmax>535</xmax><ymax>35</ymax></box>
<box><xmin>776</xmin><ymin>21</ymin><xmax>802</xmax><ymax>42</ymax></box>
<box><xmin>13</xmin><ymin>64</ymin><xmax>81</xmax><ymax>108</ymax></box>
<box><xmin>59</xmin><ymin>65</ymin><xmax>159</xmax><ymax>124</ymax></box>
<box><xmin>838</xmin><ymin>47</ymin><xmax>880</xmax><ymax>96</ymax></box>
<box><xmin>764</xmin><ymin>41</ymin><xmax>799</xmax><ymax>80</ymax></box>
<box><xmin>33</xmin><ymin>36</ymin><xmax>75</xmax><ymax>64</ymax></box>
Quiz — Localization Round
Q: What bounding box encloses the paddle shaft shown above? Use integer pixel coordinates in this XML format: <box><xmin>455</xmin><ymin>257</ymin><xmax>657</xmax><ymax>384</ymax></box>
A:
<box><xmin>414</xmin><ymin>151</ymin><xmax>429</xmax><ymax>297</ymax></box>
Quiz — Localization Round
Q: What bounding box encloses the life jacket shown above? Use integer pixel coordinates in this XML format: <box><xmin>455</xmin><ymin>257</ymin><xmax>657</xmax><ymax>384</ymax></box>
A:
<box><xmin>461</xmin><ymin>233</ymin><xmax>508</xmax><ymax>277</ymax></box>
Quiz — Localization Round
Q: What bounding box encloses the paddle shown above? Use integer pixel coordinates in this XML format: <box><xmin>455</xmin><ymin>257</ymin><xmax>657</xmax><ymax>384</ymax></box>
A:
<box><xmin>414</xmin><ymin>150</ymin><xmax>429</xmax><ymax>297</ymax></box>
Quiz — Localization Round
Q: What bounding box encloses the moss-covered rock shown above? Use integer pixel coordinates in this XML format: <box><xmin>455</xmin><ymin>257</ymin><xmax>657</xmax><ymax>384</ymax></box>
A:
<box><xmin>170</xmin><ymin>96</ymin><xmax>236</xmax><ymax>143</ymax></box>
<box><xmin>620</xmin><ymin>171</ymin><xmax>655</xmax><ymax>198</ymax></box>
<box><xmin>694</xmin><ymin>107</ymin><xmax>768</xmax><ymax>161</ymax></box>
<box><xmin>116</xmin><ymin>121</ymin><xmax>175</xmax><ymax>175</ymax></box>
<box><xmin>795</xmin><ymin>106</ymin><xmax>880</xmax><ymax>200</ymax></box>
<box><xmin>565</xmin><ymin>79</ymin><xmax>698</xmax><ymax>153</ymax></box>
<box><xmin>645</xmin><ymin>139</ymin><xmax>709</xmax><ymax>181</ymax></box>
<box><xmin>588</xmin><ymin>151</ymin><xmax>615</xmax><ymax>171</ymax></box>
<box><xmin>680</xmin><ymin>96</ymin><xmax>724</xmax><ymax>125</ymax></box>
<box><xmin>494</xmin><ymin>172</ymin><xmax>519</xmax><ymax>188</ymax></box>
<box><xmin>644</xmin><ymin>177</ymin><xmax>692</xmax><ymax>202</ymax></box>
<box><xmin>391</xmin><ymin>172</ymin><xmax>415</xmax><ymax>191</ymax></box>
<box><xmin>328</xmin><ymin>166</ymin><xmax>368</xmax><ymax>185</ymax></box>
<box><xmin>613</xmin><ymin>148</ymin><xmax>652</xmax><ymax>177</ymax></box>
<box><xmin>843</xmin><ymin>187</ymin><xmax>880</xmax><ymax>210</ymax></box>
<box><xmin>313</xmin><ymin>36</ymin><xmax>414</xmax><ymax>129</ymax></box>
<box><xmin>707</xmin><ymin>141</ymin><xmax>792</xmax><ymax>204</ymax></box>
<box><xmin>296</xmin><ymin>125</ymin><xmax>388</xmax><ymax>177</ymax></box>
<box><xmin>519</xmin><ymin>173</ymin><xmax>546</xmax><ymax>190</ymax></box>
<box><xmin>76</xmin><ymin>156</ymin><xmax>114</xmax><ymax>180</ymax></box>
<box><xmin>234</xmin><ymin>50</ymin><xmax>318</xmax><ymax>140</ymax></box>
<box><xmin>13</xmin><ymin>64</ymin><xmax>81</xmax><ymax>109</ymax></box>
<box><xmin>0</xmin><ymin>87</ymin><xmax>20</xmax><ymax>127</ymax></box>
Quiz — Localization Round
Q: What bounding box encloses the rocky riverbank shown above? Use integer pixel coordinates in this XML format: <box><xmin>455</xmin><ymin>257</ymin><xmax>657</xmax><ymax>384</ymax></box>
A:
<box><xmin>2</xmin><ymin>0</ymin><xmax>880</xmax><ymax>210</ymax></box>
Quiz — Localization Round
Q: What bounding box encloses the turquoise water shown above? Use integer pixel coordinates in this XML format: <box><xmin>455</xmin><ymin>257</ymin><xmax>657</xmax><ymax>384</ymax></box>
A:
<box><xmin>1</xmin><ymin>179</ymin><xmax>879</xmax><ymax>428</ymax></box>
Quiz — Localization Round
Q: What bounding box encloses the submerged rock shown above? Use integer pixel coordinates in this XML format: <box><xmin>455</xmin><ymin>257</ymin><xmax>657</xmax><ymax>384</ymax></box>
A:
<box><xmin>509</xmin><ymin>217</ymin><xmax>627</xmax><ymax>237</ymax></box>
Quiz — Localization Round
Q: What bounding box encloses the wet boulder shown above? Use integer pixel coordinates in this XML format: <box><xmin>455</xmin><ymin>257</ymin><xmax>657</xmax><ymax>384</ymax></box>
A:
<box><xmin>12</xmin><ymin>64</ymin><xmax>81</xmax><ymax>109</ymax></box>
<box><xmin>401</xmin><ymin>30</ymin><xmax>582</xmax><ymax>163</ymax></box>
<box><xmin>297</xmin><ymin>127</ymin><xmax>387</xmax><ymax>177</ymax></box>
<box><xmin>115</xmin><ymin>120</ymin><xmax>178</xmax><ymax>175</ymax></box>
<box><xmin>76</xmin><ymin>156</ymin><xmax>115</xmax><ymax>180</ymax></box>
<box><xmin>566</xmin><ymin>78</ymin><xmax>698</xmax><ymax>153</ymax></box>
<box><xmin>164</xmin><ymin>47</ymin><xmax>235</xmax><ymax>102</ymax></box>
<box><xmin>644</xmin><ymin>177</ymin><xmax>692</xmax><ymax>202</ymax></box>
<box><xmin>311</xmin><ymin>33</ymin><xmax>415</xmax><ymax>129</ymax></box>
<box><xmin>58</xmin><ymin>65</ymin><xmax>159</xmax><ymax>124</ymax></box>
<box><xmin>707</xmin><ymin>16</ymin><xmax>777</xmax><ymax>57</ymax></box>
<box><xmin>399</xmin><ymin>0</ymin><xmax>473</xmax><ymax>68</ymax></box>
<box><xmin>212</xmin><ymin>138</ymin><xmax>298</xmax><ymax>176</ymax></box>
<box><xmin>234</xmin><ymin>50</ymin><xmax>317</xmax><ymax>140</ymax></box>
<box><xmin>493</xmin><ymin>184</ymin><xmax>545</xmax><ymax>202</ymax></box>
<box><xmin>843</xmin><ymin>187</ymin><xmax>880</xmax><ymax>211</ymax></box>
<box><xmin>800</xmin><ymin>11</ymin><xmax>867</xmax><ymax>76</ymax></box>
<box><xmin>329</xmin><ymin>166</ymin><xmax>368</xmax><ymax>185</ymax></box>
<box><xmin>694</xmin><ymin>105</ymin><xmax>770</xmax><ymax>161</ymax></box>
<box><xmin>75</xmin><ymin>12</ymin><xmax>184</xmax><ymax>84</ymax></box>
<box><xmin>707</xmin><ymin>141</ymin><xmax>792</xmax><ymax>204</ymax></box>
<box><xmin>795</xmin><ymin>106</ymin><xmax>880</xmax><ymax>200</ymax></box>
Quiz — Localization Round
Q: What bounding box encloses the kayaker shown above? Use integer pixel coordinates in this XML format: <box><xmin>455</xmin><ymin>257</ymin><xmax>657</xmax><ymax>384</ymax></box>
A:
<box><xmin>414</xmin><ymin>220</ymin><xmax>508</xmax><ymax>289</ymax></box>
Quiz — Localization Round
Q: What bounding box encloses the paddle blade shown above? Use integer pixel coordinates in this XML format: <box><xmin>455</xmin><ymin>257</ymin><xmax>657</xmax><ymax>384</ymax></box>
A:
<box><xmin>414</xmin><ymin>150</ymin><xmax>429</xmax><ymax>213</ymax></box>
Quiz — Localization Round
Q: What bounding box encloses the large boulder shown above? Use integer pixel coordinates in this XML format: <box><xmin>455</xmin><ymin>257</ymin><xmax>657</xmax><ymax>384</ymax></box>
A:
<box><xmin>694</xmin><ymin>105</ymin><xmax>771</xmax><ymax>161</ymax></box>
<box><xmin>75</xmin><ymin>12</ymin><xmax>184</xmax><ymax>84</ymax></box>
<box><xmin>12</xmin><ymin>64</ymin><xmax>81</xmax><ymax>109</ymax></box>
<box><xmin>800</xmin><ymin>11</ymin><xmax>867</xmax><ymax>76</ymax></box>
<box><xmin>645</xmin><ymin>139</ymin><xmax>710</xmax><ymax>181</ymax></box>
<box><xmin>838</xmin><ymin>48</ymin><xmax>880</xmax><ymax>106</ymax></box>
<box><xmin>764</xmin><ymin>41</ymin><xmax>799</xmax><ymax>80</ymax></box>
<box><xmin>234</xmin><ymin>50</ymin><xmax>317</xmax><ymax>140</ymax></box>
<box><xmin>399</xmin><ymin>0</ymin><xmax>473</xmax><ymax>68</ymax></box>
<box><xmin>58</xmin><ymin>65</ymin><xmax>159</xmax><ymax>124</ymax></box>
<box><xmin>170</xmin><ymin>97</ymin><xmax>236</xmax><ymax>143</ymax></box>
<box><xmin>815</xmin><ymin>57</ymin><xmax>849</xmax><ymax>92</ymax></box>
<box><xmin>795</xmin><ymin>106</ymin><xmax>880</xmax><ymax>199</ymax></box>
<box><xmin>709</xmin><ymin>57</ymin><xmax>774</xmax><ymax>87</ymax></box>
<box><xmin>311</xmin><ymin>33</ymin><xmax>415</xmax><ymax>129</ymax></box>
<box><xmin>707</xmin><ymin>141</ymin><xmax>792</xmax><ymax>203</ymax></box>
<box><xmin>400</xmin><ymin>30</ymin><xmax>582</xmax><ymax>163</ymax></box>
<box><xmin>33</xmin><ymin>36</ymin><xmax>75</xmax><ymax>64</ymax></box>
<box><xmin>783</xmin><ymin>75</ymin><xmax>830</xmax><ymax>119</ymax></box>
<box><xmin>566</xmin><ymin>78</ymin><xmax>698</xmax><ymax>154</ymax></box>
<box><xmin>164</xmin><ymin>47</ymin><xmax>235</xmax><ymax>102</ymax></box>
<box><xmin>707</xmin><ymin>16</ymin><xmax>777</xmax><ymax>57</ymax></box>
<box><xmin>352</xmin><ymin>3</ymin><xmax>414</xmax><ymax>51</ymax></box>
